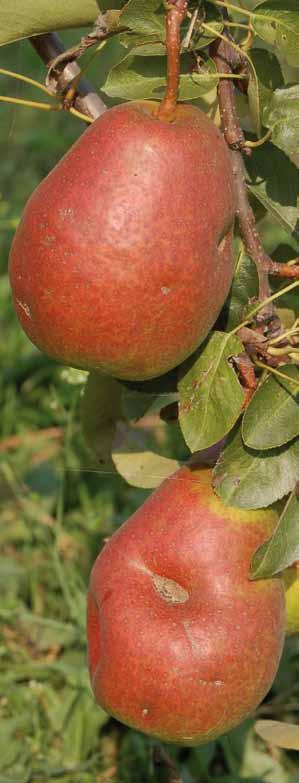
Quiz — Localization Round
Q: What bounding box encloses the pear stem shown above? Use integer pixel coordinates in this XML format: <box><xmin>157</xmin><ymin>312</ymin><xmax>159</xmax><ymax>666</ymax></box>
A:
<box><xmin>157</xmin><ymin>0</ymin><xmax>188</xmax><ymax>122</ymax></box>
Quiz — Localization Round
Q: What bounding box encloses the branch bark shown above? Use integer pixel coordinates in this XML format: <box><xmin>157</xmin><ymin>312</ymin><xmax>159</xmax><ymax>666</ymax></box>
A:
<box><xmin>30</xmin><ymin>32</ymin><xmax>106</xmax><ymax>120</ymax></box>
<box><xmin>210</xmin><ymin>23</ymin><xmax>299</xmax><ymax>330</ymax></box>
<box><xmin>210</xmin><ymin>31</ymin><xmax>275</xmax><ymax>324</ymax></box>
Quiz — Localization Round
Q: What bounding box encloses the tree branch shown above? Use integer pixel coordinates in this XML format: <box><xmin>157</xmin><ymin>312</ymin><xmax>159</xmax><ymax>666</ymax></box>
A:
<box><xmin>210</xmin><ymin>21</ymin><xmax>299</xmax><ymax>332</ymax></box>
<box><xmin>30</xmin><ymin>32</ymin><xmax>106</xmax><ymax>121</ymax></box>
<box><xmin>210</xmin><ymin>30</ymin><xmax>275</xmax><ymax>324</ymax></box>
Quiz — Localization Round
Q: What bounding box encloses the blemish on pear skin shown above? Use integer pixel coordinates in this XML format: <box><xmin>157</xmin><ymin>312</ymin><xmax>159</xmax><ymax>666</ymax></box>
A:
<box><xmin>183</xmin><ymin>620</ymin><xmax>201</xmax><ymax>655</ymax></box>
<box><xmin>153</xmin><ymin>574</ymin><xmax>189</xmax><ymax>604</ymax></box>
<box><xmin>16</xmin><ymin>299</ymin><xmax>31</xmax><ymax>319</ymax></box>
<box><xmin>197</xmin><ymin>678</ymin><xmax>224</xmax><ymax>686</ymax></box>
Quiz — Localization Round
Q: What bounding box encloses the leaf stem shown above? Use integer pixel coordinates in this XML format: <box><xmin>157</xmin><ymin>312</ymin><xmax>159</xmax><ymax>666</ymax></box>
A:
<box><xmin>253</xmin><ymin>360</ymin><xmax>299</xmax><ymax>388</ymax></box>
<box><xmin>215</xmin><ymin>72</ymin><xmax>248</xmax><ymax>79</ymax></box>
<box><xmin>269</xmin><ymin>320</ymin><xmax>299</xmax><ymax>346</ymax></box>
<box><xmin>267</xmin><ymin>345</ymin><xmax>299</xmax><ymax>357</ymax></box>
<box><xmin>231</xmin><ymin>282</ymin><xmax>299</xmax><ymax>335</ymax></box>
<box><xmin>224</xmin><ymin>21</ymin><xmax>253</xmax><ymax>29</ymax></box>
<box><xmin>0</xmin><ymin>67</ymin><xmax>52</xmax><ymax>94</ymax></box>
<box><xmin>0</xmin><ymin>95</ymin><xmax>60</xmax><ymax>111</ymax></box>
<box><xmin>244</xmin><ymin>129</ymin><xmax>272</xmax><ymax>148</ymax></box>
<box><xmin>211</xmin><ymin>0</ymin><xmax>252</xmax><ymax>18</ymax></box>
<box><xmin>69</xmin><ymin>106</ymin><xmax>94</xmax><ymax>123</ymax></box>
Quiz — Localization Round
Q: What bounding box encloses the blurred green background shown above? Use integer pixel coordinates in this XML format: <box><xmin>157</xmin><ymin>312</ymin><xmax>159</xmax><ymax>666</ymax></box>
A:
<box><xmin>1</xmin><ymin>33</ymin><xmax>299</xmax><ymax>783</ymax></box>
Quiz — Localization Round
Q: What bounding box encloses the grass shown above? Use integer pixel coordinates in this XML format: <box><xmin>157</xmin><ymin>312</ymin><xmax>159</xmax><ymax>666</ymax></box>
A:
<box><xmin>1</xmin><ymin>34</ymin><xmax>299</xmax><ymax>783</ymax></box>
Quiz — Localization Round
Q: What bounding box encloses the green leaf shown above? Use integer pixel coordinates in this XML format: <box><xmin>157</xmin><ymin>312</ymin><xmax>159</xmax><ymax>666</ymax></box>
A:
<box><xmin>239</xmin><ymin>723</ymin><xmax>290</xmax><ymax>782</ymax></box>
<box><xmin>119</xmin><ymin>32</ymin><xmax>166</xmax><ymax>56</ymax></box>
<box><xmin>251</xmin><ymin>488</ymin><xmax>299</xmax><ymax>577</ymax></box>
<box><xmin>81</xmin><ymin>371</ymin><xmax>122</xmax><ymax>467</ymax></box>
<box><xmin>179</xmin><ymin>59</ymin><xmax>219</xmax><ymax>102</ymax></box>
<box><xmin>0</xmin><ymin>0</ymin><xmax>99</xmax><ymax>46</ymax></box>
<box><xmin>246</xmin><ymin>142</ymin><xmax>299</xmax><ymax>238</ymax></box>
<box><xmin>101</xmin><ymin>51</ymin><xmax>218</xmax><ymax>101</ymax></box>
<box><xmin>61</xmin><ymin>691</ymin><xmax>108</xmax><ymax>764</ymax></box>
<box><xmin>0</xmin><ymin>713</ymin><xmax>34</xmax><ymax>775</ymax></box>
<box><xmin>247</xmin><ymin>49</ymin><xmax>283</xmax><ymax>136</ymax></box>
<box><xmin>255</xmin><ymin>719</ymin><xmax>299</xmax><ymax>750</ymax></box>
<box><xmin>121</xmin><ymin>388</ymin><xmax>157</xmax><ymax>420</ymax></box>
<box><xmin>18</xmin><ymin>613</ymin><xmax>77</xmax><ymax>651</ymax></box>
<box><xmin>226</xmin><ymin>240</ymin><xmax>259</xmax><ymax>330</ymax></box>
<box><xmin>120</xmin><ymin>0</ymin><xmax>165</xmax><ymax>38</ymax></box>
<box><xmin>252</xmin><ymin>0</ymin><xmax>299</xmax><ymax>67</ymax></box>
<box><xmin>242</xmin><ymin>366</ymin><xmax>299</xmax><ymax>450</ymax></box>
<box><xmin>178</xmin><ymin>333</ymin><xmax>245</xmax><ymax>453</ymax></box>
<box><xmin>113</xmin><ymin>450</ymin><xmax>179</xmax><ymax>488</ymax></box>
<box><xmin>112</xmin><ymin>422</ymin><xmax>179</xmax><ymax>487</ymax></box>
<box><xmin>263</xmin><ymin>84</ymin><xmax>299</xmax><ymax>159</ymax></box>
<box><xmin>121</xmin><ymin>386</ymin><xmax>178</xmax><ymax>420</ymax></box>
<box><xmin>119</xmin><ymin>0</ymin><xmax>223</xmax><ymax>50</ymax></box>
<box><xmin>213</xmin><ymin>426</ymin><xmax>299</xmax><ymax>508</ymax></box>
<box><xmin>100</xmin><ymin>0</ymin><xmax>125</xmax><ymax>9</ymax></box>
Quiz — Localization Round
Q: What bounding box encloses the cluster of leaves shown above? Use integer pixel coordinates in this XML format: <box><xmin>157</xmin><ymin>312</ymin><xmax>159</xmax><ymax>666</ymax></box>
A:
<box><xmin>79</xmin><ymin>244</ymin><xmax>299</xmax><ymax>581</ymax></box>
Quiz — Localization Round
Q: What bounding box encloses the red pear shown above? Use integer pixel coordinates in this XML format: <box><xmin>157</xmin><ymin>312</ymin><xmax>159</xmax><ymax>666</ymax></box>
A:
<box><xmin>87</xmin><ymin>465</ymin><xmax>285</xmax><ymax>745</ymax></box>
<box><xmin>9</xmin><ymin>102</ymin><xmax>235</xmax><ymax>381</ymax></box>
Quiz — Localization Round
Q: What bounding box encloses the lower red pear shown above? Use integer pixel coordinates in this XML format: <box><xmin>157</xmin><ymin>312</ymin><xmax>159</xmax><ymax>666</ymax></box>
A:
<box><xmin>87</xmin><ymin>465</ymin><xmax>285</xmax><ymax>745</ymax></box>
<box><xmin>9</xmin><ymin>101</ymin><xmax>235</xmax><ymax>381</ymax></box>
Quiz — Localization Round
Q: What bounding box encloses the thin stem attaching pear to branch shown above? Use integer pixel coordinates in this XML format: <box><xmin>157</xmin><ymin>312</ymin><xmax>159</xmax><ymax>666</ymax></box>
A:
<box><xmin>157</xmin><ymin>0</ymin><xmax>189</xmax><ymax>122</ymax></box>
